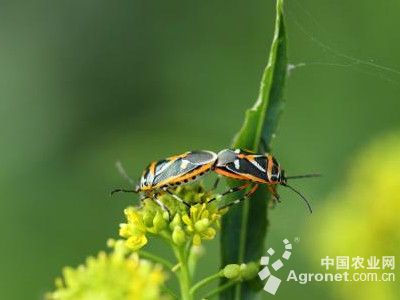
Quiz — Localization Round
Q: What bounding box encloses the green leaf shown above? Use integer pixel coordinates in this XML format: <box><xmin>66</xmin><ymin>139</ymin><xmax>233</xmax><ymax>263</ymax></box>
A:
<box><xmin>219</xmin><ymin>0</ymin><xmax>287</xmax><ymax>299</ymax></box>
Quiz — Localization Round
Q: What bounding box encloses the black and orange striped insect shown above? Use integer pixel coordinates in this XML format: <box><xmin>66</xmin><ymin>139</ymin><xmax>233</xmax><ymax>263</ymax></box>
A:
<box><xmin>111</xmin><ymin>150</ymin><xmax>218</xmax><ymax>214</ymax></box>
<box><xmin>208</xmin><ymin>149</ymin><xmax>319</xmax><ymax>213</ymax></box>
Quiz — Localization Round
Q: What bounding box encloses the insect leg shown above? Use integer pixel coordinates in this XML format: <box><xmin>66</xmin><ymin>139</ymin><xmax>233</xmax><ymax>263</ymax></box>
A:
<box><xmin>137</xmin><ymin>195</ymin><xmax>147</xmax><ymax>209</ymax></box>
<box><xmin>207</xmin><ymin>183</ymin><xmax>250</xmax><ymax>204</ymax></box>
<box><xmin>198</xmin><ymin>176</ymin><xmax>221</xmax><ymax>204</ymax></box>
<box><xmin>152</xmin><ymin>193</ymin><xmax>171</xmax><ymax>218</ymax></box>
<box><xmin>209</xmin><ymin>176</ymin><xmax>221</xmax><ymax>191</ymax></box>
<box><xmin>218</xmin><ymin>184</ymin><xmax>259</xmax><ymax>210</ymax></box>
<box><xmin>267</xmin><ymin>185</ymin><xmax>281</xmax><ymax>203</ymax></box>
<box><xmin>163</xmin><ymin>188</ymin><xmax>191</xmax><ymax>208</ymax></box>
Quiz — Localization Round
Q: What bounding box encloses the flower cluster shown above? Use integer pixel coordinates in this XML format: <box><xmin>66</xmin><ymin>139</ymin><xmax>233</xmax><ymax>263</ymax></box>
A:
<box><xmin>119</xmin><ymin>183</ymin><xmax>227</xmax><ymax>250</ymax></box>
<box><xmin>310</xmin><ymin>132</ymin><xmax>400</xmax><ymax>300</ymax></box>
<box><xmin>47</xmin><ymin>240</ymin><xmax>167</xmax><ymax>300</ymax></box>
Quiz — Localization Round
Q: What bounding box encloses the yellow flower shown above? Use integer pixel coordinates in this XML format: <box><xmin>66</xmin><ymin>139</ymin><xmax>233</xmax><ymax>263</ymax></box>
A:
<box><xmin>126</xmin><ymin>234</ymin><xmax>148</xmax><ymax>251</ymax></box>
<box><xmin>181</xmin><ymin>202</ymin><xmax>221</xmax><ymax>246</ymax></box>
<box><xmin>47</xmin><ymin>240</ymin><xmax>168</xmax><ymax>300</ymax></box>
<box><xmin>124</xmin><ymin>207</ymin><xmax>147</xmax><ymax>233</ymax></box>
<box><xmin>308</xmin><ymin>132</ymin><xmax>400</xmax><ymax>300</ymax></box>
<box><xmin>120</xmin><ymin>205</ymin><xmax>169</xmax><ymax>250</ymax></box>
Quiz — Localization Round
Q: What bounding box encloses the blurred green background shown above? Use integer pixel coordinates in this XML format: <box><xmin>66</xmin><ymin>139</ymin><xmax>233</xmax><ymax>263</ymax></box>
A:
<box><xmin>1</xmin><ymin>0</ymin><xmax>399</xmax><ymax>299</ymax></box>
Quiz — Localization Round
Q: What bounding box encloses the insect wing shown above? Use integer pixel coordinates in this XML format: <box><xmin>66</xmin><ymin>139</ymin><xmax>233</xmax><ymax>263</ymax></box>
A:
<box><xmin>152</xmin><ymin>150</ymin><xmax>217</xmax><ymax>187</ymax></box>
<box><xmin>224</xmin><ymin>154</ymin><xmax>269</xmax><ymax>182</ymax></box>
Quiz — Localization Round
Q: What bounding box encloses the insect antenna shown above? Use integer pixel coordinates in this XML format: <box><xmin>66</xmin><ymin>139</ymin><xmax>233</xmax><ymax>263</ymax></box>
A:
<box><xmin>110</xmin><ymin>188</ymin><xmax>138</xmax><ymax>196</ymax></box>
<box><xmin>281</xmin><ymin>183</ymin><xmax>313</xmax><ymax>214</ymax></box>
<box><xmin>115</xmin><ymin>160</ymin><xmax>136</xmax><ymax>186</ymax></box>
<box><xmin>285</xmin><ymin>173</ymin><xmax>321</xmax><ymax>180</ymax></box>
<box><xmin>111</xmin><ymin>161</ymin><xmax>139</xmax><ymax>196</ymax></box>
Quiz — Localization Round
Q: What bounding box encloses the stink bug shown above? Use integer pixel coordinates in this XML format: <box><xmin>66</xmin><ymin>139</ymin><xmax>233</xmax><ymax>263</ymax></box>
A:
<box><xmin>209</xmin><ymin>149</ymin><xmax>319</xmax><ymax>213</ymax></box>
<box><xmin>111</xmin><ymin>150</ymin><xmax>218</xmax><ymax>215</ymax></box>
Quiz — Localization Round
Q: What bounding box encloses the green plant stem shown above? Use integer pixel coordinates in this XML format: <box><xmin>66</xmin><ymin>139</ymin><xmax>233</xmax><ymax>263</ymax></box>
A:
<box><xmin>173</xmin><ymin>244</ymin><xmax>192</xmax><ymax>300</ymax></box>
<box><xmin>161</xmin><ymin>284</ymin><xmax>179</xmax><ymax>300</ymax></box>
<box><xmin>187</xmin><ymin>244</ymin><xmax>202</xmax><ymax>277</ymax></box>
<box><xmin>189</xmin><ymin>271</ymin><xmax>222</xmax><ymax>296</ymax></box>
<box><xmin>235</xmin><ymin>199</ymin><xmax>250</xmax><ymax>299</ymax></box>
<box><xmin>203</xmin><ymin>280</ymin><xmax>238</xmax><ymax>299</ymax></box>
<box><xmin>138</xmin><ymin>250</ymin><xmax>174</xmax><ymax>271</ymax></box>
<box><xmin>187</xmin><ymin>247</ymin><xmax>197</xmax><ymax>277</ymax></box>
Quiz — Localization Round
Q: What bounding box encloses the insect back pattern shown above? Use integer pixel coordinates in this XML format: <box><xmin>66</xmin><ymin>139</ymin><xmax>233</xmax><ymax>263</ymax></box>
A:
<box><xmin>112</xmin><ymin>150</ymin><xmax>218</xmax><ymax>216</ymax></box>
<box><xmin>210</xmin><ymin>149</ymin><xmax>318</xmax><ymax>213</ymax></box>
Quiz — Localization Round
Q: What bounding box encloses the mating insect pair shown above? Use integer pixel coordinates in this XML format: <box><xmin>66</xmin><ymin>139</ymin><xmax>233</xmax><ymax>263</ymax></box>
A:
<box><xmin>111</xmin><ymin>149</ymin><xmax>319</xmax><ymax>216</ymax></box>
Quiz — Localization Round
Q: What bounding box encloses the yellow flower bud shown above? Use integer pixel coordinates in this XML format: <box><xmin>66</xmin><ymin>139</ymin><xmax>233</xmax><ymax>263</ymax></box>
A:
<box><xmin>200</xmin><ymin>209</ymin><xmax>209</xmax><ymax>219</ymax></box>
<box><xmin>182</xmin><ymin>214</ymin><xmax>191</xmax><ymax>226</ymax></box>
<box><xmin>172</xmin><ymin>226</ymin><xmax>186</xmax><ymax>246</ymax></box>
<box><xmin>125</xmin><ymin>208</ymin><xmax>144</xmax><ymax>228</ymax></box>
<box><xmin>193</xmin><ymin>234</ymin><xmax>202</xmax><ymax>246</ymax></box>
<box><xmin>106</xmin><ymin>239</ymin><xmax>116</xmax><ymax>248</ymax></box>
<box><xmin>240</xmin><ymin>262</ymin><xmax>259</xmax><ymax>280</ymax></box>
<box><xmin>119</xmin><ymin>223</ymin><xmax>132</xmax><ymax>238</ymax></box>
<box><xmin>54</xmin><ymin>277</ymin><xmax>63</xmax><ymax>289</ymax></box>
<box><xmin>143</xmin><ymin>210</ymin><xmax>154</xmax><ymax>227</ymax></box>
<box><xmin>170</xmin><ymin>213</ymin><xmax>182</xmax><ymax>229</ymax></box>
<box><xmin>162</xmin><ymin>211</ymin><xmax>169</xmax><ymax>220</ymax></box>
<box><xmin>189</xmin><ymin>206</ymin><xmax>198</xmax><ymax>216</ymax></box>
<box><xmin>223</xmin><ymin>264</ymin><xmax>241</xmax><ymax>279</ymax></box>
<box><xmin>202</xmin><ymin>227</ymin><xmax>216</xmax><ymax>240</ymax></box>
<box><xmin>152</xmin><ymin>212</ymin><xmax>166</xmax><ymax>232</ymax></box>
<box><xmin>194</xmin><ymin>219</ymin><xmax>210</xmax><ymax>232</ymax></box>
